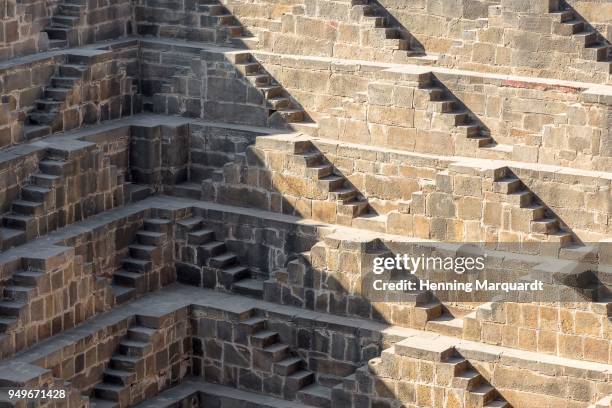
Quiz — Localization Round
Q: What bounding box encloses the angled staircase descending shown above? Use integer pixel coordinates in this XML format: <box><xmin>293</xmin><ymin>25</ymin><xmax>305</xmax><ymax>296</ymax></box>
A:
<box><xmin>229</xmin><ymin>52</ymin><xmax>311</xmax><ymax>129</ymax></box>
<box><xmin>415</xmin><ymin>82</ymin><xmax>512</xmax><ymax>159</ymax></box>
<box><xmin>88</xmin><ymin>320</ymin><xmax>159</xmax><ymax>408</ymax></box>
<box><xmin>111</xmin><ymin>218</ymin><xmax>172</xmax><ymax>303</ymax></box>
<box><xmin>492</xmin><ymin>169</ymin><xmax>573</xmax><ymax>247</ymax></box>
<box><xmin>177</xmin><ymin>217</ymin><xmax>264</xmax><ymax>298</ymax></box>
<box><xmin>23</xmin><ymin>54</ymin><xmax>89</xmax><ymax>141</ymax></box>
<box><xmin>350</xmin><ymin>0</ymin><xmax>414</xmax><ymax>55</ymax></box>
<box><xmin>0</xmin><ymin>269</ymin><xmax>42</xmax><ymax>346</ymax></box>
<box><xmin>0</xmin><ymin>155</ymin><xmax>74</xmax><ymax>249</ymax></box>
<box><xmin>239</xmin><ymin>315</ymin><xmax>332</xmax><ymax>406</ymax></box>
<box><xmin>43</xmin><ymin>0</ymin><xmax>86</xmax><ymax>50</ymax></box>
<box><xmin>198</xmin><ymin>0</ymin><xmax>245</xmax><ymax>43</ymax></box>
<box><xmin>549</xmin><ymin>4</ymin><xmax>612</xmax><ymax>67</ymax></box>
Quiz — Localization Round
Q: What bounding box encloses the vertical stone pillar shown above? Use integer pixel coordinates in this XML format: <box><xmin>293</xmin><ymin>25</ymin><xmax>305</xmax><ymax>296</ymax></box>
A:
<box><xmin>130</xmin><ymin>125</ymin><xmax>162</xmax><ymax>189</ymax></box>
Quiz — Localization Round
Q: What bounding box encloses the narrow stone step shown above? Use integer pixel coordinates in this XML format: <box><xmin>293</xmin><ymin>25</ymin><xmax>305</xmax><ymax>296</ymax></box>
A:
<box><xmin>122</xmin><ymin>258</ymin><xmax>152</xmax><ymax>273</ymax></box>
<box><xmin>0</xmin><ymin>301</ymin><xmax>25</xmax><ymax>317</ymax></box>
<box><xmin>232</xmin><ymin>278</ymin><xmax>264</xmax><ymax>299</ymax></box>
<box><xmin>0</xmin><ymin>317</ymin><xmax>19</xmax><ymax>332</ymax></box>
<box><xmin>188</xmin><ymin>229</ymin><xmax>214</xmax><ymax>245</ymax></box>
<box><xmin>251</xmin><ymin>330</ymin><xmax>279</xmax><ymax>348</ymax></box>
<box><xmin>531</xmin><ymin>218</ymin><xmax>560</xmax><ymax>234</ymax></box>
<box><xmin>3</xmin><ymin>285</ymin><xmax>37</xmax><ymax>302</ymax></box>
<box><xmin>23</xmin><ymin>125</ymin><xmax>51</xmax><ymax>140</ymax></box>
<box><xmin>426</xmin><ymin>314</ymin><xmax>464</xmax><ymax>337</ymax></box>
<box><xmin>111</xmin><ymin>285</ymin><xmax>136</xmax><ymax>304</ymax></box>
<box><xmin>103</xmin><ymin>368</ymin><xmax>136</xmax><ymax>386</ymax></box>
<box><xmin>32</xmin><ymin>173</ymin><xmax>62</xmax><ymax>188</ymax></box>
<box><xmin>113</xmin><ymin>270</ymin><xmax>145</xmax><ymax>291</ymax></box>
<box><xmin>128</xmin><ymin>244</ymin><xmax>158</xmax><ymax>260</ymax></box>
<box><xmin>209</xmin><ymin>252</ymin><xmax>238</xmax><ymax>268</ymax></box>
<box><xmin>127</xmin><ymin>326</ymin><xmax>157</xmax><ymax>342</ymax></box>
<box><xmin>93</xmin><ymin>383</ymin><xmax>127</xmax><ymax>402</ymax></box>
<box><xmin>136</xmin><ymin>230</ymin><xmax>166</xmax><ymax>246</ymax></box>
<box><xmin>119</xmin><ymin>339</ymin><xmax>150</xmax><ymax>357</ymax></box>
<box><xmin>12</xmin><ymin>200</ymin><xmax>44</xmax><ymax>216</ymax></box>
<box><xmin>199</xmin><ymin>241</ymin><xmax>226</xmax><ymax>258</ymax></box>
<box><xmin>297</xmin><ymin>384</ymin><xmax>332</xmax><ymax>408</ymax></box>
<box><xmin>273</xmin><ymin>356</ymin><xmax>303</xmax><ymax>376</ymax></box>
<box><xmin>239</xmin><ymin>316</ymin><xmax>267</xmax><ymax>334</ymax></box>
<box><xmin>11</xmin><ymin>270</ymin><xmax>44</xmax><ymax>286</ymax></box>
<box><xmin>143</xmin><ymin>218</ymin><xmax>172</xmax><ymax>233</ymax></box>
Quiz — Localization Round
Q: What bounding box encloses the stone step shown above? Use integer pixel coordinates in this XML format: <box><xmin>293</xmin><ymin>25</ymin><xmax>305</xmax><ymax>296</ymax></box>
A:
<box><xmin>28</xmin><ymin>112</ymin><xmax>57</xmax><ymax>127</ymax></box>
<box><xmin>45</xmin><ymin>27</ymin><xmax>71</xmax><ymax>40</ymax></box>
<box><xmin>318</xmin><ymin>175</ymin><xmax>346</xmax><ymax>191</ymax></box>
<box><xmin>111</xmin><ymin>285</ymin><xmax>136</xmax><ymax>304</ymax></box>
<box><xmin>39</xmin><ymin>159</ymin><xmax>71</xmax><ymax>176</ymax></box>
<box><xmin>143</xmin><ymin>218</ymin><xmax>172</xmax><ymax>233</ymax></box>
<box><xmin>267</xmin><ymin>97</ymin><xmax>292</xmax><ymax>110</ymax></box>
<box><xmin>58</xmin><ymin>3</ymin><xmax>83</xmax><ymax>16</ymax></box>
<box><xmin>177</xmin><ymin>216</ymin><xmax>204</xmax><ymax>232</ymax></box>
<box><xmin>209</xmin><ymin>252</ymin><xmax>238</xmax><ymax>269</ymax></box>
<box><xmin>44</xmin><ymin>87</ymin><xmax>71</xmax><ymax>101</ymax></box>
<box><xmin>573</xmin><ymin>31</ymin><xmax>598</xmax><ymax>47</ymax></box>
<box><xmin>468</xmin><ymin>384</ymin><xmax>499</xmax><ymax>406</ymax></box>
<box><xmin>297</xmin><ymin>384</ymin><xmax>331</xmax><ymax>408</ymax></box>
<box><xmin>251</xmin><ymin>330</ymin><xmax>280</xmax><ymax>348</ymax></box>
<box><xmin>109</xmin><ymin>355</ymin><xmax>141</xmax><ymax>372</ymax></box>
<box><xmin>188</xmin><ymin>229</ymin><xmax>215</xmax><ymax>245</ymax></box>
<box><xmin>493</xmin><ymin>177</ymin><xmax>522</xmax><ymax>194</ymax></box>
<box><xmin>247</xmin><ymin>73</ymin><xmax>271</xmax><ymax>86</ymax></box>
<box><xmin>257</xmin><ymin>85</ymin><xmax>283</xmax><ymax>99</ymax></box>
<box><xmin>305</xmin><ymin>164</ymin><xmax>333</xmax><ymax>179</ymax></box>
<box><xmin>285</xmin><ymin>370</ymin><xmax>314</xmax><ymax>397</ymax></box>
<box><xmin>121</xmin><ymin>257</ymin><xmax>152</xmax><ymax>273</ymax></box>
<box><xmin>273</xmin><ymin>356</ymin><xmax>304</xmax><ymax>376</ymax></box>
<box><xmin>338</xmin><ymin>199</ymin><xmax>369</xmax><ymax>218</ymax></box>
<box><xmin>235</xmin><ymin>62</ymin><xmax>261</xmax><ymax>75</ymax></box>
<box><xmin>128</xmin><ymin>244</ymin><xmax>158</xmax><ymax>260</ymax></box>
<box><xmin>59</xmin><ymin>64</ymin><xmax>88</xmax><ymax>77</ymax></box>
<box><xmin>219</xmin><ymin>265</ymin><xmax>250</xmax><ymax>287</ymax></box>
<box><xmin>0</xmin><ymin>301</ymin><xmax>25</xmax><ymax>317</ymax></box>
<box><xmin>23</xmin><ymin>125</ymin><xmax>51</xmax><ymax>141</ymax></box>
<box><xmin>113</xmin><ymin>270</ymin><xmax>145</xmax><ymax>291</ymax></box>
<box><xmin>582</xmin><ymin>43</ymin><xmax>610</xmax><ymax>61</ymax></box>
<box><xmin>52</xmin><ymin>76</ymin><xmax>79</xmax><ymax>88</ymax></box>
<box><xmin>484</xmin><ymin>399</ymin><xmax>511</xmax><ymax>408</ymax></box>
<box><xmin>3</xmin><ymin>214</ymin><xmax>34</xmax><ymax>231</ymax></box>
<box><xmin>103</xmin><ymin>368</ymin><xmax>136</xmax><ymax>386</ymax></box>
<box><xmin>260</xmin><ymin>343</ymin><xmax>290</xmax><ymax>362</ymax></box>
<box><xmin>119</xmin><ymin>339</ymin><xmax>150</xmax><ymax>357</ymax></box>
<box><xmin>93</xmin><ymin>383</ymin><xmax>128</xmax><ymax>402</ymax></box>
<box><xmin>35</xmin><ymin>98</ymin><xmax>62</xmax><ymax>112</ymax></box>
<box><xmin>128</xmin><ymin>326</ymin><xmax>157</xmax><ymax>342</ymax></box>
<box><xmin>199</xmin><ymin>241</ymin><xmax>227</xmax><ymax>258</ymax></box>
<box><xmin>531</xmin><ymin>218</ymin><xmax>560</xmax><ymax>234</ymax></box>
<box><xmin>11</xmin><ymin>270</ymin><xmax>44</xmax><ymax>286</ymax></box>
<box><xmin>426</xmin><ymin>314</ymin><xmax>464</xmax><ymax>337</ymax></box>
<box><xmin>52</xmin><ymin>15</ymin><xmax>80</xmax><ymax>27</ymax></box>
<box><xmin>3</xmin><ymin>285</ymin><xmax>37</xmax><ymax>302</ymax></box>
<box><xmin>0</xmin><ymin>317</ymin><xmax>19</xmax><ymax>333</ymax></box>
<box><xmin>506</xmin><ymin>191</ymin><xmax>533</xmax><ymax>207</ymax></box>
<box><xmin>21</xmin><ymin>185</ymin><xmax>52</xmax><ymax>203</ymax></box>
<box><xmin>232</xmin><ymin>278</ymin><xmax>264</xmax><ymax>299</ymax></box>
<box><xmin>125</xmin><ymin>183</ymin><xmax>153</xmax><ymax>202</ymax></box>
<box><xmin>136</xmin><ymin>230</ymin><xmax>166</xmax><ymax>246</ymax></box>
<box><xmin>12</xmin><ymin>200</ymin><xmax>44</xmax><ymax>216</ymax></box>
<box><xmin>329</xmin><ymin>187</ymin><xmax>357</xmax><ymax>203</ymax></box>
<box><xmin>452</xmin><ymin>369</ymin><xmax>483</xmax><ymax>390</ymax></box>
<box><xmin>394</xmin><ymin>336</ymin><xmax>456</xmax><ymax>361</ymax></box>
<box><xmin>239</xmin><ymin>316</ymin><xmax>267</xmax><ymax>334</ymax></box>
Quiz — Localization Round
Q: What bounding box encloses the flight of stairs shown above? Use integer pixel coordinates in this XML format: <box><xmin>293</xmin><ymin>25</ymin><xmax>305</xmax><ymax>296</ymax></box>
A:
<box><xmin>549</xmin><ymin>5</ymin><xmax>612</xmax><ymax>65</ymax></box>
<box><xmin>43</xmin><ymin>0</ymin><xmax>85</xmax><ymax>50</ymax></box>
<box><xmin>22</xmin><ymin>54</ymin><xmax>88</xmax><ymax>141</ymax></box>
<box><xmin>111</xmin><ymin>218</ymin><xmax>171</xmax><ymax>303</ymax></box>
<box><xmin>89</xmin><ymin>322</ymin><xmax>159</xmax><ymax>408</ymax></box>
<box><xmin>492</xmin><ymin>170</ymin><xmax>573</xmax><ymax>246</ymax></box>
<box><xmin>448</xmin><ymin>352</ymin><xmax>510</xmax><ymax>407</ymax></box>
<box><xmin>350</xmin><ymin>0</ymin><xmax>414</xmax><ymax>55</ymax></box>
<box><xmin>230</xmin><ymin>52</ymin><xmax>309</xmax><ymax>129</ymax></box>
<box><xmin>240</xmin><ymin>315</ymin><xmax>332</xmax><ymax>406</ymax></box>
<box><xmin>416</xmin><ymin>82</ymin><xmax>513</xmax><ymax>158</ymax></box>
<box><xmin>198</xmin><ymin>0</ymin><xmax>246</xmax><ymax>44</ymax></box>
<box><xmin>178</xmin><ymin>217</ymin><xmax>264</xmax><ymax>298</ymax></box>
<box><xmin>0</xmin><ymin>156</ymin><xmax>72</xmax><ymax>249</ymax></box>
<box><xmin>0</xmin><ymin>270</ymin><xmax>44</xmax><ymax>341</ymax></box>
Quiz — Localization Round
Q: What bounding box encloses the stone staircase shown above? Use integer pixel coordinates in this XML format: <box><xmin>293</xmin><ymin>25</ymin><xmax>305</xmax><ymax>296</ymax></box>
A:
<box><xmin>416</xmin><ymin>82</ymin><xmax>512</xmax><ymax>159</ymax></box>
<box><xmin>549</xmin><ymin>5</ymin><xmax>612</xmax><ymax>65</ymax></box>
<box><xmin>178</xmin><ymin>217</ymin><xmax>264</xmax><ymax>298</ymax></box>
<box><xmin>198</xmin><ymin>0</ymin><xmax>245</xmax><ymax>44</ymax></box>
<box><xmin>88</xmin><ymin>321</ymin><xmax>160</xmax><ymax>407</ymax></box>
<box><xmin>492</xmin><ymin>169</ymin><xmax>573</xmax><ymax>247</ymax></box>
<box><xmin>0</xmin><ymin>155</ymin><xmax>74</xmax><ymax>249</ymax></box>
<box><xmin>111</xmin><ymin>218</ymin><xmax>172</xmax><ymax>303</ymax></box>
<box><xmin>43</xmin><ymin>0</ymin><xmax>86</xmax><ymax>50</ymax></box>
<box><xmin>239</xmin><ymin>315</ymin><xmax>331</xmax><ymax>406</ymax></box>
<box><xmin>230</xmin><ymin>52</ymin><xmax>310</xmax><ymax>129</ymax></box>
<box><xmin>349</xmin><ymin>0</ymin><xmax>414</xmax><ymax>54</ymax></box>
<box><xmin>23</xmin><ymin>54</ymin><xmax>89</xmax><ymax>140</ymax></box>
<box><xmin>0</xmin><ymin>269</ymin><xmax>44</xmax><ymax>341</ymax></box>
